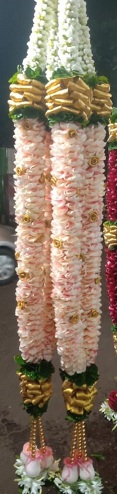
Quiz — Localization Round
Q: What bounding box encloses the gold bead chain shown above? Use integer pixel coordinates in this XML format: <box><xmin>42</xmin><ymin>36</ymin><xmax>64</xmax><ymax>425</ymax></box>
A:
<box><xmin>38</xmin><ymin>417</ymin><xmax>46</xmax><ymax>451</ymax></box>
<box><xmin>30</xmin><ymin>417</ymin><xmax>37</xmax><ymax>458</ymax></box>
<box><xmin>81</xmin><ymin>421</ymin><xmax>88</xmax><ymax>461</ymax></box>
<box><xmin>77</xmin><ymin>422</ymin><xmax>82</xmax><ymax>457</ymax></box>
<box><xmin>70</xmin><ymin>423</ymin><xmax>78</xmax><ymax>463</ymax></box>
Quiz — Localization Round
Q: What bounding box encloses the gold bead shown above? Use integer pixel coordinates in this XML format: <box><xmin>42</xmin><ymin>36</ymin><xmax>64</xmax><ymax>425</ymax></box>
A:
<box><xmin>90</xmin><ymin>210</ymin><xmax>98</xmax><ymax>222</ymax></box>
<box><xmin>88</xmin><ymin>155</ymin><xmax>99</xmax><ymax>167</ymax></box>
<box><xmin>22</xmin><ymin>213</ymin><xmax>31</xmax><ymax>224</ymax></box>
<box><xmin>89</xmin><ymin>309</ymin><xmax>99</xmax><ymax>318</ymax></box>
<box><xmin>69</xmin><ymin>314</ymin><xmax>79</xmax><ymax>324</ymax></box>
<box><xmin>18</xmin><ymin>271</ymin><xmax>29</xmax><ymax>281</ymax></box>
<box><xmin>53</xmin><ymin>238</ymin><xmax>63</xmax><ymax>249</ymax></box>
<box><xmin>17</xmin><ymin>300</ymin><xmax>26</xmax><ymax>310</ymax></box>
<box><xmin>15</xmin><ymin>166</ymin><xmax>25</xmax><ymax>176</ymax></box>
<box><xmin>95</xmin><ymin>276</ymin><xmax>101</xmax><ymax>284</ymax></box>
<box><xmin>67</xmin><ymin>129</ymin><xmax>77</xmax><ymax>139</ymax></box>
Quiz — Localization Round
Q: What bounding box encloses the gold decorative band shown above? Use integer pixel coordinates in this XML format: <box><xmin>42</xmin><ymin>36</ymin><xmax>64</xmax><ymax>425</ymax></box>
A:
<box><xmin>103</xmin><ymin>223</ymin><xmax>117</xmax><ymax>249</ymax></box>
<box><xmin>108</xmin><ymin>122</ymin><xmax>117</xmax><ymax>142</ymax></box>
<box><xmin>8</xmin><ymin>72</ymin><xmax>46</xmax><ymax>113</ymax></box>
<box><xmin>45</xmin><ymin>77</ymin><xmax>112</xmax><ymax>120</ymax></box>
<box><xmin>62</xmin><ymin>380</ymin><xmax>97</xmax><ymax>416</ymax></box>
<box><xmin>113</xmin><ymin>333</ymin><xmax>117</xmax><ymax>355</ymax></box>
<box><xmin>18</xmin><ymin>372</ymin><xmax>52</xmax><ymax>408</ymax></box>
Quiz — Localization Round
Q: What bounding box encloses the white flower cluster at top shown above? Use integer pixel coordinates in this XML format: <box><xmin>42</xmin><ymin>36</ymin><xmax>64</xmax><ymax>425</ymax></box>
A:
<box><xmin>23</xmin><ymin>0</ymin><xmax>55</xmax><ymax>72</ymax></box>
<box><xmin>23</xmin><ymin>0</ymin><xmax>95</xmax><ymax>79</ymax></box>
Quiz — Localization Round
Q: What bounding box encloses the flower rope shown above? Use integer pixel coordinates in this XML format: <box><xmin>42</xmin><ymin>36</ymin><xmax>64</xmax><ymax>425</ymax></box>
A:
<box><xmin>81</xmin><ymin>124</ymin><xmax>106</xmax><ymax>367</ymax></box>
<box><xmin>101</xmin><ymin>112</ymin><xmax>117</xmax><ymax>426</ymax></box>
<box><xmin>23</xmin><ymin>0</ymin><xmax>55</xmax><ymax>72</ymax></box>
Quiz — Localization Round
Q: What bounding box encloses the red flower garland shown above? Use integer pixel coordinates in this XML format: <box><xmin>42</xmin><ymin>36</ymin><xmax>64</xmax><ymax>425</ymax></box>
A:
<box><xmin>106</xmin><ymin>150</ymin><xmax>117</xmax><ymax>221</ymax></box>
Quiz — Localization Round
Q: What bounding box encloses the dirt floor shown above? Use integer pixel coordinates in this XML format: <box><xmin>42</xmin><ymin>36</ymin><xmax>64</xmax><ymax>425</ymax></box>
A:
<box><xmin>0</xmin><ymin>255</ymin><xmax>117</xmax><ymax>494</ymax></box>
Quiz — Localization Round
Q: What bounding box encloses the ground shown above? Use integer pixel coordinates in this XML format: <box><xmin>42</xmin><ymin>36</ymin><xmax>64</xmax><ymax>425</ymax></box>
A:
<box><xmin>0</xmin><ymin>256</ymin><xmax>117</xmax><ymax>494</ymax></box>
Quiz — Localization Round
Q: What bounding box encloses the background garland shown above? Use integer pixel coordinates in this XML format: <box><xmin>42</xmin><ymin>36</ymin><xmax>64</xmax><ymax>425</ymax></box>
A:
<box><xmin>101</xmin><ymin>111</ymin><xmax>117</xmax><ymax>428</ymax></box>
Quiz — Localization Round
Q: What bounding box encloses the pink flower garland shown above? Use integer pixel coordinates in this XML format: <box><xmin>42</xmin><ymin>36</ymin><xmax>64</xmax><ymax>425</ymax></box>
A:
<box><xmin>81</xmin><ymin>124</ymin><xmax>106</xmax><ymax>366</ymax></box>
<box><xmin>50</xmin><ymin>122</ymin><xmax>87</xmax><ymax>375</ymax></box>
<box><xmin>43</xmin><ymin>131</ymin><xmax>55</xmax><ymax>361</ymax></box>
<box><xmin>14</xmin><ymin>118</ymin><xmax>54</xmax><ymax>362</ymax></box>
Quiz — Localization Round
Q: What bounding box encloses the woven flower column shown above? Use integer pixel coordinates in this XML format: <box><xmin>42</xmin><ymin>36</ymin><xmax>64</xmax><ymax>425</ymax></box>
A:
<box><xmin>8</xmin><ymin>1</ymin><xmax>57</xmax><ymax>493</ymax></box>
<box><xmin>100</xmin><ymin>110</ymin><xmax>117</xmax><ymax>429</ymax></box>
<box><xmin>45</xmin><ymin>0</ymin><xmax>112</xmax><ymax>492</ymax></box>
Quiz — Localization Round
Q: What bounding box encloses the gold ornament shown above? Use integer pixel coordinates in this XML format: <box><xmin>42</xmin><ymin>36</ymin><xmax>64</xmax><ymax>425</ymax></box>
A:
<box><xmin>88</xmin><ymin>155</ymin><xmax>99</xmax><ymax>167</ymax></box>
<box><xmin>18</xmin><ymin>372</ymin><xmax>52</xmax><ymax>408</ymax></box>
<box><xmin>15</xmin><ymin>251</ymin><xmax>20</xmax><ymax>260</ymax></box>
<box><xmin>15</xmin><ymin>166</ymin><xmax>25</xmax><ymax>176</ymax></box>
<box><xmin>108</xmin><ymin>122</ymin><xmax>117</xmax><ymax>142</ymax></box>
<box><xmin>90</xmin><ymin>210</ymin><xmax>98</xmax><ymax>222</ymax></box>
<box><xmin>95</xmin><ymin>276</ymin><xmax>101</xmax><ymax>284</ymax></box>
<box><xmin>67</xmin><ymin>129</ymin><xmax>77</xmax><ymax>139</ymax></box>
<box><xmin>45</xmin><ymin>77</ymin><xmax>112</xmax><ymax>120</ymax></box>
<box><xmin>17</xmin><ymin>300</ymin><xmax>26</xmax><ymax>310</ymax></box>
<box><xmin>18</xmin><ymin>271</ymin><xmax>29</xmax><ymax>281</ymax></box>
<box><xmin>62</xmin><ymin>380</ymin><xmax>97</xmax><ymax>416</ymax></box>
<box><xmin>45</xmin><ymin>76</ymin><xmax>92</xmax><ymax>120</ymax></box>
<box><xmin>8</xmin><ymin>74</ymin><xmax>46</xmax><ymax>113</ymax></box>
<box><xmin>22</xmin><ymin>213</ymin><xmax>31</xmax><ymax>224</ymax></box>
<box><xmin>53</xmin><ymin>238</ymin><xmax>63</xmax><ymax>249</ymax></box>
<box><xmin>88</xmin><ymin>309</ymin><xmax>99</xmax><ymax>318</ymax></box>
<box><xmin>69</xmin><ymin>314</ymin><xmax>79</xmax><ymax>324</ymax></box>
<box><xmin>103</xmin><ymin>223</ymin><xmax>117</xmax><ymax>249</ymax></box>
<box><xmin>113</xmin><ymin>333</ymin><xmax>117</xmax><ymax>355</ymax></box>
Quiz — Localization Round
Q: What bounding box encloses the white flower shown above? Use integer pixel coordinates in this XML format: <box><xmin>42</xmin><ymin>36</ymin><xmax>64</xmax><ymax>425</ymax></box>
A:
<box><xmin>23</xmin><ymin>0</ymin><xmax>55</xmax><ymax>71</ymax></box>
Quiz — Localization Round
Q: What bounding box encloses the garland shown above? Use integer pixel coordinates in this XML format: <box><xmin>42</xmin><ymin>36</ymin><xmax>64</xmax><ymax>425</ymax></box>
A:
<box><xmin>101</xmin><ymin>111</ymin><xmax>117</xmax><ymax>427</ymax></box>
<box><xmin>8</xmin><ymin>1</ymin><xmax>112</xmax><ymax>493</ymax></box>
<box><xmin>8</xmin><ymin>0</ymin><xmax>56</xmax><ymax>488</ymax></box>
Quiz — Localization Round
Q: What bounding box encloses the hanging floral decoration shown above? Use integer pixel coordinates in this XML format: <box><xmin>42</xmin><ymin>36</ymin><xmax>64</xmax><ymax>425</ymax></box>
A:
<box><xmin>8</xmin><ymin>0</ymin><xmax>112</xmax><ymax>493</ymax></box>
<box><xmin>101</xmin><ymin>109</ymin><xmax>117</xmax><ymax>429</ymax></box>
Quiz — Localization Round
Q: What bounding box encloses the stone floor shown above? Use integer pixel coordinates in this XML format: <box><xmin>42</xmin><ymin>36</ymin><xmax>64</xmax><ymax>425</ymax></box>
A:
<box><xmin>0</xmin><ymin>254</ymin><xmax>117</xmax><ymax>493</ymax></box>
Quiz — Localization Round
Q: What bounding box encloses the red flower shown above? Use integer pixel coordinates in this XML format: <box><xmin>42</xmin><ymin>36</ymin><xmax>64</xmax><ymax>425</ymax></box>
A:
<box><xmin>108</xmin><ymin>390</ymin><xmax>117</xmax><ymax>411</ymax></box>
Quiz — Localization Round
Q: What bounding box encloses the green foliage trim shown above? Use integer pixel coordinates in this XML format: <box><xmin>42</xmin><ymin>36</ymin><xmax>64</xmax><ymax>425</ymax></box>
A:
<box><xmin>111</xmin><ymin>324</ymin><xmax>117</xmax><ymax>333</ymax></box>
<box><xmin>108</xmin><ymin>141</ymin><xmax>117</xmax><ymax>150</ymax></box>
<box><xmin>14</xmin><ymin>355</ymin><xmax>54</xmax><ymax>380</ymax></box>
<box><xmin>60</xmin><ymin>364</ymin><xmax>99</xmax><ymax>387</ymax></box>
<box><xmin>9</xmin><ymin>65</ymin><xmax>47</xmax><ymax>84</ymax></box>
<box><xmin>104</xmin><ymin>220</ymin><xmax>117</xmax><ymax>227</ymax></box>
<box><xmin>9</xmin><ymin>107</ymin><xmax>48</xmax><ymax>126</ymax></box>
<box><xmin>110</xmin><ymin>107</ymin><xmax>117</xmax><ymax>123</ymax></box>
<box><xmin>51</xmin><ymin>67</ymin><xmax>109</xmax><ymax>87</ymax></box>
<box><xmin>25</xmin><ymin>65</ymin><xmax>48</xmax><ymax>84</ymax></box>
<box><xmin>23</xmin><ymin>401</ymin><xmax>48</xmax><ymax>417</ymax></box>
<box><xmin>48</xmin><ymin>112</ymin><xmax>109</xmax><ymax>128</ymax></box>
<box><xmin>66</xmin><ymin>410</ymin><xmax>89</xmax><ymax>423</ymax></box>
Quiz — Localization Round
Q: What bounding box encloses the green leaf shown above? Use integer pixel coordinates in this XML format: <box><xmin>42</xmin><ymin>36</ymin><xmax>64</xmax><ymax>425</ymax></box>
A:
<box><xmin>112</xmin><ymin>324</ymin><xmax>117</xmax><ymax>333</ymax></box>
<box><xmin>104</xmin><ymin>220</ymin><xmax>117</xmax><ymax>226</ymax></box>
<box><xmin>91</xmin><ymin>452</ymin><xmax>105</xmax><ymax>461</ymax></box>
<box><xmin>23</xmin><ymin>401</ymin><xmax>48</xmax><ymax>417</ymax></box>
<box><xmin>110</xmin><ymin>107</ymin><xmax>117</xmax><ymax>123</ymax></box>
<box><xmin>60</xmin><ymin>364</ymin><xmax>99</xmax><ymax>387</ymax></box>
<box><xmin>15</xmin><ymin>355</ymin><xmax>54</xmax><ymax>381</ymax></box>
<box><xmin>108</xmin><ymin>141</ymin><xmax>117</xmax><ymax>150</ymax></box>
<box><xmin>66</xmin><ymin>410</ymin><xmax>89</xmax><ymax>423</ymax></box>
<box><xmin>25</xmin><ymin>65</ymin><xmax>48</xmax><ymax>84</ymax></box>
<box><xmin>9</xmin><ymin>107</ymin><xmax>48</xmax><ymax>127</ymax></box>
